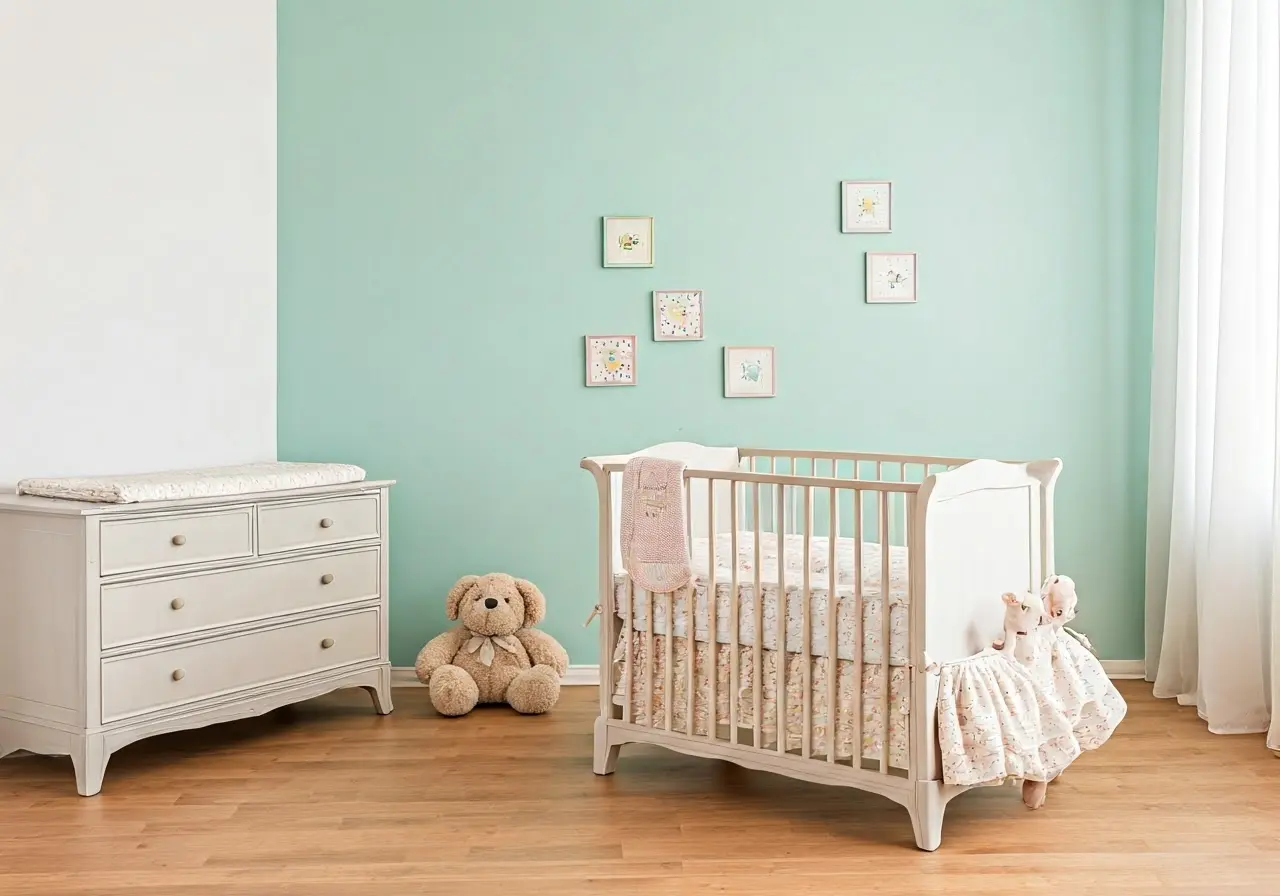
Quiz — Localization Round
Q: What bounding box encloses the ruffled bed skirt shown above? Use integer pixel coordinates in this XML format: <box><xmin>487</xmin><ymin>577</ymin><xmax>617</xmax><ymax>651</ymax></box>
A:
<box><xmin>937</xmin><ymin>630</ymin><xmax>1126</xmax><ymax>788</ymax></box>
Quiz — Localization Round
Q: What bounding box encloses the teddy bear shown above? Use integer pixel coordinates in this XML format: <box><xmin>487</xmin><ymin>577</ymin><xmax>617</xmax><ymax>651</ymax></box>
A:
<box><xmin>414</xmin><ymin>573</ymin><xmax>569</xmax><ymax>717</ymax></box>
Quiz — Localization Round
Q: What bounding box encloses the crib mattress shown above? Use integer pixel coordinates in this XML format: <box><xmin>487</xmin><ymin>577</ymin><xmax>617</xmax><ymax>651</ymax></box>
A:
<box><xmin>611</xmin><ymin>632</ymin><xmax>910</xmax><ymax>768</ymax></box>
<box><xmin>614</xmin><ymin>532</ymin><xmax>910</xmax><ymax>665</ymax></box>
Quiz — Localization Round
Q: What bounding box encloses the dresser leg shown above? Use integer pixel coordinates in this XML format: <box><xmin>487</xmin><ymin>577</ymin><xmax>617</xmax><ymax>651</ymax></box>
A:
<box><xmin>72</xmin><ymin>735</ymin><xmax>110</xmax><ymax>797</ymax></box>
<box><xmin>364</xmin><ymin>666</ymin><xmax>394</xmax><ymax>716</ymax></box>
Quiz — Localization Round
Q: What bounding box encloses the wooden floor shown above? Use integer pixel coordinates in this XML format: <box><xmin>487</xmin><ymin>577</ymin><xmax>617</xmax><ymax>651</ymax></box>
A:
<box><xmin>0</xmin><ymin>681</ymin><xmax>1277</xmax><ymax>895</ymax></box>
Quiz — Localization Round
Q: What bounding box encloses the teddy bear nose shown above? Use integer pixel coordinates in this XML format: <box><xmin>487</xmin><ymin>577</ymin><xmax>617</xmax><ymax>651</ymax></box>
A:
<box><xmin>484</xmin><ymin>597</ymin><xmax>498</xmax><ymax>609</ymax></box>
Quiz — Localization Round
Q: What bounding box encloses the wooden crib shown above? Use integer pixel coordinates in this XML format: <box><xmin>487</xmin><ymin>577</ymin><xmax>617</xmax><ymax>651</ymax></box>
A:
<box><xmin>580</xmin><ymin>442</ymin><xmax>1061</xmax><ymax>851</ymax></box>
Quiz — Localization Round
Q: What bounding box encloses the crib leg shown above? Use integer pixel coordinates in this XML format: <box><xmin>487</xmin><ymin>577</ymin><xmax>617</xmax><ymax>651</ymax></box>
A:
<box><xmin>908</xmin><ymin>781</ymin><xmax>947</xmax><ymax>852</ymax></box>
<box><xmin>593</xmin><ymin>717</ymin><xmax>622</xmax><ymax>775</ymax></box>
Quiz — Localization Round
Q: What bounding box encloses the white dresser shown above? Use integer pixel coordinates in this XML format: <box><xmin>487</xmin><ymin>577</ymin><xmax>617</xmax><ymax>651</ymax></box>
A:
<box><xmin>0</xmin><ymin>478</ymin><xmax>394</xmax><ymax>795</ymax></box>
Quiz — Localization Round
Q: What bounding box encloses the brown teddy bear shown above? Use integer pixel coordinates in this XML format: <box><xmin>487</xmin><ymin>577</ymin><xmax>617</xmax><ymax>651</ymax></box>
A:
<box><xmin>414</xmin><ymin>574</ymin><xmax>569</xmax><ymax>717</ymax></box>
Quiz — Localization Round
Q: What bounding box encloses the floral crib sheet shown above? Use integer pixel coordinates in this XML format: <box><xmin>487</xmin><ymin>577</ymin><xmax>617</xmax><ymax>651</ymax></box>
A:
<box><xmin>614</xmin><ymin>532</ymin><xmax>912</xmax><ymax>665</ymax></box>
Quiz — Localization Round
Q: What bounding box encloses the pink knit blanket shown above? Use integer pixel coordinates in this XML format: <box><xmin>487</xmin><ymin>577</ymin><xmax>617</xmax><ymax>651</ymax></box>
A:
<box><xmin>619</xmin><ymin>457</ymin><xmax>692</xmax><ymax>594</ymax></box>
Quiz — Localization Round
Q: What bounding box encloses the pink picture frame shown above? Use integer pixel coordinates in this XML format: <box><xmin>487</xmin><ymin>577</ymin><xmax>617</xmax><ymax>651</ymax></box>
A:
<box><xmin>585</xmin><ymin>334</ymin><xmax>637</xmax><ymax>387</ymax></box>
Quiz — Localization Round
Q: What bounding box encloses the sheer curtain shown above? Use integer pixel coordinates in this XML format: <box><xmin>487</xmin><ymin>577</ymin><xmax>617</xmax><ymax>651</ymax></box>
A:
<box><xmin>1145</xmin><ymin>0</ymin><xmax>1280</xmax><ymax>750</ymax></box>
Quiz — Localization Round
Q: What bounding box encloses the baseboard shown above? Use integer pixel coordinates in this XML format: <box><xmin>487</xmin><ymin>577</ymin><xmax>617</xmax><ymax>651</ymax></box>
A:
<box><xmin>1099</xmin><ymin>660</ymin><xmax>1146</xmax><ymax>679</ymax></box>
<box><xmin>392</xmin><ymin>661</ymin><xmax>1147</xmax><ymax>687</ymax></box>
<box><xmin>390</xmin><ymin>665</ymin><xmax>600</xmax><ymax>687</ymax></box>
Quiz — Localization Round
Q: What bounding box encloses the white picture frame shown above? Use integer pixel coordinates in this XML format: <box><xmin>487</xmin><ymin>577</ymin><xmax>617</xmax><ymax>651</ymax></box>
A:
<box><xmin>602</xmin><ymin>216</ymin><xmax>654</xmax><ymax>267</ymax></box>
<box><xmin>865</xmin><ymin>251</ymin><xmax>917</xmax><ymax>303</ymax></box>
<box><xmin>841</xmin><ymin>180</ymin><xmax>892</xmax><ymax>233</ymax></box>
<box><xmin>652</xmin><ymin>290</ymin><xmax>704</xmax><ymax>341</ymax></box>
<box><xmin>585</xmin><ymin>334</ymin><xmax>637</xmax><ymax>386</ymax></box>
<box><xmin>723</xmin><ymin>345</ymin><xmax>776</xmax><ymax>398</ymax></box>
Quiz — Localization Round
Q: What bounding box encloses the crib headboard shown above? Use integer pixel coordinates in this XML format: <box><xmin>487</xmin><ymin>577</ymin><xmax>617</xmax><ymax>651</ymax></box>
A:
<box><xmin>586</xmin><ymin>441</ymin><xmax>741</xmax><ymax>575</ymax></box>
<box><xmin>914</xmin><ymin>458</ymin><xmax>1062</xmax><ymax>666</ymax></box>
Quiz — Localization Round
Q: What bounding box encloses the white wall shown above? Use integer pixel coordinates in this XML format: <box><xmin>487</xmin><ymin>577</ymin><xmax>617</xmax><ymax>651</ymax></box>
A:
<box><xmin>0</xmin><ymin>0</ymin><xmax>276</xmax><ymax>484</ymax></box>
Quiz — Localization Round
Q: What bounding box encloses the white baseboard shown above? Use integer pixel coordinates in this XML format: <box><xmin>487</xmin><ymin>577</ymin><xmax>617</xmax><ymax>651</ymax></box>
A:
<box><xmin>1100</xmin><ymin>660</ymin><xmax>1146</xmax><ymax>679</ymax></box>
<box><xmin>390</xmin><ymin>665</ymin><xmax>600</xmax><ymax>688</ymax></box>
<box><xmin>392</xmin><ymin>661</ymin><xmax>1147</xmax><ymax>687</ymax></box>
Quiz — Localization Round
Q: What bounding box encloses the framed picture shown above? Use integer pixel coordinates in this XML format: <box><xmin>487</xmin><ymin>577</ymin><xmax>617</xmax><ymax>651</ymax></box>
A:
<box><xmin>585</xmin><ymin>334</ymin><xmax>637</xmax><ymax>386</ymax></box>
<box><xmin>724</xmin><ymin>345</ymin><xmax>776</xmax><ymax>398</ymax></box>
<box><xmin>841</xmin><ymin>180</ymin><xmax>892</xmax><ymax>233</ymax></box>
<box><xmin>652</xmin><ymin>290</ymin><xmax>704</xmax><ymax>341</ymax></box>
<box><xmin>602</xmin><ymin>216</ymin><xmax>654</xmax><ymax>267</ymax></box>
<box><xmin>865</xmin><ymin>251</ymin><xmax>917</xmax><ymax>303</ymax></box>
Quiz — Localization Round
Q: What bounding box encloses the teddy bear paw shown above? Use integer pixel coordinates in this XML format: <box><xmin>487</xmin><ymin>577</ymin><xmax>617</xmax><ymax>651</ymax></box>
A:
<box><xmin>506</xmin><ymin>664</ymin><xmax>561</xmax><ymax>715</ymax></box>
<box><xmin>429</xmin><ymin>664</ymin><xmax>480</xmax><ymax>717</ymax></box>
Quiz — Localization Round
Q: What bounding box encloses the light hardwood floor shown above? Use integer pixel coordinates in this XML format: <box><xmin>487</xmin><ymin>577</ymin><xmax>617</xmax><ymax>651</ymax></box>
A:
<box><xmin>0</xmin><ymin>681</ymin><xmax>1276</xmax><ymax>895</ymax></box>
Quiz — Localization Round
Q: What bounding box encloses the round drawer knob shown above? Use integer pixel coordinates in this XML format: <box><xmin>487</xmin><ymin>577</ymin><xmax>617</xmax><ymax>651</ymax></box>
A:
<box><xmin>170</xmin><ymin>598</ymin><xmax>185</xmax><ymax>611</ymax></box>
<box><xmin>320</xmin><ymin>573</ymin><xmax>334</xmax><ymax>585</ymax></box>
<box><xmin>319</xmin><ymin>518</ymin><xmax>334</xmax><ymax>529</ymax></box>
<box><xmin>320</xmin><ymin>638</ymin><xmax>334</xmax><ymax>649</ymax></box>
<box><xmin>171</xmin><ymin>535</ymin><xmax>187</xmax><ymax>546</ymax></box>
<box><xmin>171</xmin><ymin>669</ymin><xmax>186</xmax><ymax>682</ymax></box>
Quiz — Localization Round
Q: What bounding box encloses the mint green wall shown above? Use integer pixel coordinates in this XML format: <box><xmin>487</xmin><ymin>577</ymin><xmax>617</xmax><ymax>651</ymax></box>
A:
<box><xmin>278</xmin><ymin>0</ymin><xmax>1163</xmax><ymax>665</ymax></box>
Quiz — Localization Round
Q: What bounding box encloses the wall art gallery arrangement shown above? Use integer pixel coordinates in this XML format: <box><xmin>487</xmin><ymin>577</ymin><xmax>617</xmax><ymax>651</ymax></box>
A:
<box><xmin>585</xmin><ymin>184</ymin><xmax>916</xmax><ymax>394</ymax></box>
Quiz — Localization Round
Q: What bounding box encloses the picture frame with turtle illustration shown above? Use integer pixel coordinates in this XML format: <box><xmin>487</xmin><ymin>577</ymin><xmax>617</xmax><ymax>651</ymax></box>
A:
<box><xmin>585</xmin><ymin>334</ymin><xmax>637</xmax><ymax>386</ymax></box>
<box><xmin>602</xmin><ymin>216</ymin><xmax>654</xmax><ymax>267</ymax></box>
<box><xmin>723</xmin><ymin>345</ymin><xmax>775</xmax><ymax>398</ymax></box>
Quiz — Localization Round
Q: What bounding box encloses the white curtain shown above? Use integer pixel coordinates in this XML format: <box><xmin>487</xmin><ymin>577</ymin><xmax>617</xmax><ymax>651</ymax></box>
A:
<box><xmin>1145</xmin><ymin>0</ymin><xmax>1280</xmax><ymax>751</ymax></box>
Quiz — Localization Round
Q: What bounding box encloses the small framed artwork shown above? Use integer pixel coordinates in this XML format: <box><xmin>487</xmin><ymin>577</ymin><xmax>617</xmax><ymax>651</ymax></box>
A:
<box><xmin>652</xmin><ymin>290</ymin><xmax>704</xmax><ymax>341</ymax></box>
<box><xmin>865</xmin><ymin>251</ymin><xmax>917</xmax><ymax>303</ymax></box>
<box><xmin>585</xmin><ymin>334</ymin><xmax>637</xmax><ymax>386</ymax></box>
<box><xmin>841</xmin><ymin>180</ymin><xmax>892</xmax><ymax>233</ymax></box>
<box><xmin>724</xmin><ymin>345</ymin><xmax>776</xmax><ymax>398</ymax></box>
<box><xmin>602</xmin><ymin>216</ymin><xmax>654</xmax><ymax>267</ymax></box>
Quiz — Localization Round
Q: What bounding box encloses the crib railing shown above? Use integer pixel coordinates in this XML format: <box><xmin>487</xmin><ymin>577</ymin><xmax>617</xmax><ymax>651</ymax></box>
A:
<box><xmin>595</xmin><ymin>451</ymin><xmax>967</xmax><ymax>784</ymax></box>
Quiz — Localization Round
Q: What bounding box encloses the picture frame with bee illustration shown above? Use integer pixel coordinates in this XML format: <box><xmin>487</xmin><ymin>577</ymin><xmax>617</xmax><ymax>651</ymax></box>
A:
<box><xmin>652</xmin><ymin>290</ymin><xmax>704</xmax><ymax>341</ymax></box>
<box><xmin>841</xmin><ymin>180</ymin><xmax>892</xmax><ymax>233</ymax></box>
<box><xmin>723</xmin><ymin>345</ymin><xmax>775</xmax><ymax>398</ymax></box>
<box><xmin>865</xmin><ymin>251</ymin><xmax>917</xmax><ymax>303</ymax></box>
<box><xmin>602</xmin><ymin>216</ymin><xmax>654</xmax><ymax>267</ymax></box>
<box><xmin>585</xmin><ymin>334</ymin><xmax>637</xmax><ymax>386</ymax></box>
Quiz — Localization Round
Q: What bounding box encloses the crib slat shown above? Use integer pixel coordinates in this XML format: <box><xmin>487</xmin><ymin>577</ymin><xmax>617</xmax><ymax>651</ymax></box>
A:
<box><xmin>664</xmin><ymin>591</ymin><xmax>674</xmax><ymax>732</ymax></box>
<box><xmin>801</xmin><ymin>485</ymin><xmax>812</xmax><ymax>760</ymax></box>
<box><xmin>853</xmin><ymin>488</ymin><xmax>863</xmax><ymax>766</ymax></box>
<box><xmin>826</xmin><ymin>487</ymin><xmax>837</xmax><ymax>763</ymax></box>
<box><xmin>752</xmin><ymin>482</ymin><xmax>764</xmax><ymax>749</ymax></box>
<box><xmin>879</xmin><ymin>489</ymin><xmax>890</xmax><ymax>774</ymax></box>
<box><xmin>776</xmin><ymin>483</ymin><xmax>786</xmax><ymax>756</ymax></box>
<box><xmin>707</xmin><ymin>480</ymin><xmax>717</xmax><ymax>742</ymax></box>
<box><xmin>730</xmin><ymin>481</ymin><xmax>740</xmax><ymax>745</ymax></box>
<box><xmin>645</xmin><ymin>589</ymin><xmax>654</xmax><ymax>728</ymax></box>
<box><xmin>623</xmin><ymin>578</ymin><xmax>633</xmax><ymax>724</ymax></box>
<box><xmin>686</xmin><ymin>581</ymin><xmax>695</xmax><ymax>736</ymax></box>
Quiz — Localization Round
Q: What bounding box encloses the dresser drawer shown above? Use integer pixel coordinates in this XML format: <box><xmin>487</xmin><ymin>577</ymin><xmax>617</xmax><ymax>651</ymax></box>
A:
<box><xmin>100</xmin><ymin>608</ymin><xmax>380</xmax><ymax>722</ymax></box>
<box><xmin>99</xmin><ymin>507</ymin><xmax>254</xmax><ymax>576</ymax></box>
<box><xmin>256</xmin><ymin>494</ymin><xmax>379</xmax><ymax>555</ymax></box>
<box><xmin>101</xmin><ymin>548</ymin><xmax>380</xmax><ymax>649</ymax></box>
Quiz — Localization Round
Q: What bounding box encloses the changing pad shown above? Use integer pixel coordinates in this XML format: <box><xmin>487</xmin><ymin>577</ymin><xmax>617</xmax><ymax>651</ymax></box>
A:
<box><xmin>15</xmin><ymin>462</ymin><xmax>367</xmax><ymax>504</ymax></box>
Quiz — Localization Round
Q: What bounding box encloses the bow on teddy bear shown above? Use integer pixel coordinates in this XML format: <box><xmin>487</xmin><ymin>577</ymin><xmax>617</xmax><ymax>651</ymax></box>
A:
<box><xmin>414</xmin><ymin>574</ymin><xmax>569</xmax><ymax>717</ymax></box>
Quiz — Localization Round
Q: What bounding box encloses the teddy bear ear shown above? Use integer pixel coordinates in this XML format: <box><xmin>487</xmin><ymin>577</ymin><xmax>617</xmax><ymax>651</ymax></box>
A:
<box><xmin>513</xmin><ymin>578</ymin><xmax>546</xmax><ymax>626</ymax></box>
<box><xmin>1001</xmin><ymin>592</ymin><xmax>1019</xmax><ymax>605</ymax></box>
<box><xmin>446</xmin><ymin>576</ymin><xmax>479</xmax><ymax>620</ymax></box>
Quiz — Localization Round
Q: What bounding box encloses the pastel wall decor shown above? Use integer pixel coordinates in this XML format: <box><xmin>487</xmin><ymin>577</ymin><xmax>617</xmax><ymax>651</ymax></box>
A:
<box><xmin>652</xmin><ymin>289</ymin><xmax>704</xmax><ymax>341</ymax></box>
<box><xmin>585</xmin><ymin>334</ymin><xmax>637</xmax><ymax>385</ymax></box>
<box><xmin>602</xmin><ymin>216</ymin><xmax>654</xmax><ymax>267</ymax></box>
